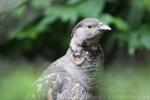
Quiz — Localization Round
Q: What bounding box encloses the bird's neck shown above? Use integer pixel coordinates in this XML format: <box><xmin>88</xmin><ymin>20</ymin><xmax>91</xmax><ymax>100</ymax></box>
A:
<box><xmin>66</xmin><ymin>42</ymin><xmax>103</xmax><ymax>90</ymax></box>
<box><xmin>68</xmin><ymin>37</ymin><xmax>103</xmax><ymax>70</ymax></box>
<box><xmin>68</xmin><ymin>39</ymin><xmax>101</xmax><ymax>68</ymax></box>
<box><xmin>70</xmin><ymin>37</ymin><xmax>99</xmax><ymax>52</ymax></box>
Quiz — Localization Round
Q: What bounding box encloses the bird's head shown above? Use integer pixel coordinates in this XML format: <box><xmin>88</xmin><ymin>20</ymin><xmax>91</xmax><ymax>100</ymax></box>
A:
<box><xmin>70</xmin><ymin>18</ymin><xmax>111</xmax><ymax>50</ymax></box>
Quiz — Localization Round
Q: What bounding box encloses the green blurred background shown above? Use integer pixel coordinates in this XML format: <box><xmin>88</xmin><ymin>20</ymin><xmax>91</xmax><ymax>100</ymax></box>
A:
<box><xmin>0</xmin><ymin>0</ymin><xmax>150</xmax><ymax>100</ymax></box>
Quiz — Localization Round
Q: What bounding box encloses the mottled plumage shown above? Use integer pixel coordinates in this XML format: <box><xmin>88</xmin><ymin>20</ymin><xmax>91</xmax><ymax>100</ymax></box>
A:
<box><xmin>32</xmin><ymin>18</ymin><xmax>111</xmax><ymax>100</ymax></box>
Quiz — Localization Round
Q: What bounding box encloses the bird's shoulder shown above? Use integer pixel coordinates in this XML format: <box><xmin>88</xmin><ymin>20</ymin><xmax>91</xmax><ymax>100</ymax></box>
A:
<box><xmin>32</xmin><ymin>56</ymin><xmax>74</xmax><ymax>100</ymax></box>
<box><xmin>32</xmin><ymin>70</ymin><xmax>68</xmax><ymax>100</ymax></box>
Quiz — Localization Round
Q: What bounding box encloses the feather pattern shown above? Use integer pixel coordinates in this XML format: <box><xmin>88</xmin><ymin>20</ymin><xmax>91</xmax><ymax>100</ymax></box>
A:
<box><xmin>31</xmin><ymin>18</ymin><xmax>111</xmax><ymax>100</ymax></box>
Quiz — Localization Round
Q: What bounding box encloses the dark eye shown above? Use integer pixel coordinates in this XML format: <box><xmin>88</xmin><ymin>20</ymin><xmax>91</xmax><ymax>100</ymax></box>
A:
<box><xmin>88</xmin><ymin>26</ymin><xmax>92</xmax><ymax>28</ymax></box>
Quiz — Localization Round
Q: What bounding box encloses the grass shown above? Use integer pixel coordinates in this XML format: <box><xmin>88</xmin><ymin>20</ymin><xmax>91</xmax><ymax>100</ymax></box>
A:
<box><xmin>100</xmin><ymin>64</ymin><xmax>150</xmax><ymax>100</ymax></box>
<box><xmin>0</xmin><ymin>68</ymin><xmax>38</xmax><ymax>100</ymax></box>
<box><xmin>0</xmin><ymin>60</ymin><xmax>150</xmax><ymax>100</ymax></box>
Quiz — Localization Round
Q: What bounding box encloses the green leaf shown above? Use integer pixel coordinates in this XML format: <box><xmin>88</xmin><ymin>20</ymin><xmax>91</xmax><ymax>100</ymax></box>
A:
<box><xmin>140</xmin><ymin>34</ymin><xmax>150</xmax><ymax>49</ymax></box>
<box><xmin>127</xmin><ymin>25</ymin><xmax>150</xmax><ymax>55</ymax></box>
<box><xmin>100</xmin><ymin>14</ymin><xmax>129</xmax><ymax>31</ymax></box>
<box><xmin>132</xmin><ymin>0</ymin><xmax>150</xmax><ymax>11</ymax></box>
<box><xmin>67</xmin><ymin>0</ymin><xmax>81</xmax><ymax>4</ymax></box>
<box><xmin>31</xmin><ymin>0</ymin><xmax>51</xmax><ymax>9</ymax></box>
<box><xmin>100</xmin><ymin>14</ymin><xmax>114</xmax><ymax>24</ymax></box>
<box><xmin>45</xmin><ymin>6</ymin><xmax>78</xmax><ymax>23</ymax></box>
<box><xmin>77</xmin><ymin>0</ymin><xmax>105</xmax><ymax>17</ymax></box>
<box><xmin>114</xmin><ymin>18</ymin><xmax>129</xmax><ymax>31</ymax></box>
<box><xmin>139</xmin><ymin>25</ymin><xmax>150</xmax><ymax>49</ymax></box>
<box><xmin>13</xmin><ymin>6</ymin><xmax>26</xmax><ymax>16</ymax></box>
<box><xmin>36</xmin><ymin>14</ymin><xmax>57</xmax><ymax>32</ymax></box>
<box><xmin>9</xmin><ymin>26</ymin><xmax>38</xmax><ymax>40</ymax></box>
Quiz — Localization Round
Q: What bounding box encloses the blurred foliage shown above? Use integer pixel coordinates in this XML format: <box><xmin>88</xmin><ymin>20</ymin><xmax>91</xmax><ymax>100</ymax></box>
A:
<box><xmin>100</xmin><ymin>63</ymin><xmax>150</xmax><ymax>100</ymax></box>
<box><xmin>0</xmin><ymin>0</ymin><xmax>149</xmax><ymax>59</ymax></box>
<box><xmin>0</xmin><ymin>68</ymin><xmax>39</xmax><ymax>100</ymax></box>
<box><xmin>0</xmin><ymin>62</ymin><xmax>150</xmax><ymax>100</ymax></box>
<box><xmin>0</xmin><ymin>0</ymin><xmax>150</xmax><ymax>99</ymax></box>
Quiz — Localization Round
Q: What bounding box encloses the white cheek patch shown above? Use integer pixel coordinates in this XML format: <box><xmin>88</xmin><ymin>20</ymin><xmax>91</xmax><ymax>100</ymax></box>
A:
<box><xmin>76</xmin><ymin>29</ymin><xmax>87</xmax><ymax>39</ymax></box>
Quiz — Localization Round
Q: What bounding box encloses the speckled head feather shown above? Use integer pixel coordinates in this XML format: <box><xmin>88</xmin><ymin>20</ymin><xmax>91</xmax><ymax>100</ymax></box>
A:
<box><xmin>70</xmin><ymin>18</ymin><xmax>111</xmax><ymax>51</ymax></box>
<box><xmin>71</xmin><ymin>18</ymin><xmax>111</xmax><ymax>37</ymax></box>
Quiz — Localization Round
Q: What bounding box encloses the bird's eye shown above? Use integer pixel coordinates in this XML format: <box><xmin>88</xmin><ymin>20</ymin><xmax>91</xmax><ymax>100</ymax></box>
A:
<box><xmin>88</xmin><ymin>26</ymin><xmax>92</xmax><ymax>28</ymax></box>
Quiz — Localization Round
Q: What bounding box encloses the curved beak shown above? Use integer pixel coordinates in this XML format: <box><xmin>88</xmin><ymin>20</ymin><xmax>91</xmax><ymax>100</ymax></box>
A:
<box><xmin>98</xmin><ymin>23</ymin><xmax>111</xmax><ymax>31</ymax></box>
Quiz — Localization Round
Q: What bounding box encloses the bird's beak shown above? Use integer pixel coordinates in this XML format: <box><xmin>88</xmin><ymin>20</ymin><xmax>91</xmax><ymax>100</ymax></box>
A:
<box><xmin>98</xmin><ymin>23</ymin><xmax>111</xmax><ymax>31</ymax></box>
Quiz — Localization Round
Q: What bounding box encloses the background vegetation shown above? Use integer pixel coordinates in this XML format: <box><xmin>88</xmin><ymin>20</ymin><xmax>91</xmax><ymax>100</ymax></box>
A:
<box><xmin>0</xmin><ymin>0</ymin><xmax>150</xmax><ymax>100</ymax></box>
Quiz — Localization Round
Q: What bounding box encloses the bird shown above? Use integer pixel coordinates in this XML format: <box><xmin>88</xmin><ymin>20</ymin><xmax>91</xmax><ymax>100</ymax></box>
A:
<box><xmin>32</xmin><ymin>18</ymin><xmax>111</xmax><ymax>100</ymax></box>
